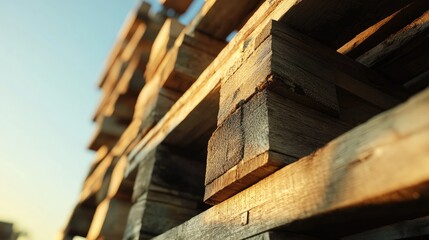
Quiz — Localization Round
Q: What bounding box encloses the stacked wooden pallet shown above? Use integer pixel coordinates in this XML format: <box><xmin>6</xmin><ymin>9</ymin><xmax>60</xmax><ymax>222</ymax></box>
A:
<box><xmin>61</xmin><ymin>0</ymin><xmax>429</xmax><ymax>239</ymax></box>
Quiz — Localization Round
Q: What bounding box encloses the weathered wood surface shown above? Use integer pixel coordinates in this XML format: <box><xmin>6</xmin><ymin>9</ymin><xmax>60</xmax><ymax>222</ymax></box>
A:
<box><xmin>279</xmin><ymin>0</ymin><xmax>416</xmax><ymax>49</ymax></box>
<box><xmin>79</xmin><ymin>154</ymin><xmax>114</xmax><ymax>206</ymax></box>
<box><xmin>219</xmin><ymin>20</ymin><xmax>403</xmax><ymax>125</ymax></box>
<box><xmin>127</xmin><ymin>0</ymin><xmax>413</xmax><ymax>174</ymax></box>
<box><xmin>205</xmin><ymin>89</ymin><xmax>351</xmax><ymax>204</ymax></box>
<box><xmin>153</xmin><ymin>87</ymin><xmax>429</xmax><ymax>240</ymax></box>
<box><xmin>124</xmin><ymin>146</ymin><xmax>205</xmax><ymax>239</ymax></box>
<box><xmin>344</xmin><ymin>216</ymin><xmax>429</xmax><ymax>240</ymax></box>
<box><xmin>191</xmin><ymin>0</ymin><xmax>263</xmax><ymax>40</ymax></box>
<box><xmin>124</xmin><ymin>192</ymin><xmax>201</xmax><ymax>239</ymax></box>
<box><xmin>88</xmin><ymin>115</ymin><xmax>128</xmax><ymax>151</ymax></box>
<box><xmin>86</xmin><ymin>198</ymin><xmax>131</xmax><ymax>240</ymax></box>
<box><xmin>132</xmin><ymin>145</ymin><xmax>205</xmax><ymax>202</ymax></box>
<box><xmin>145</xmin><ymin>19</ymin><xmax>185</xmax><ymax>83</ymax></box>
<box><xmin>160</xmin><ymin>0</ymin><xmax>193</xmax><ymax>14</ymax></box>
<box><xmin>357</xmin><ymin>9</ymin><xmax>429</xmax><ymax>68</ymax></box>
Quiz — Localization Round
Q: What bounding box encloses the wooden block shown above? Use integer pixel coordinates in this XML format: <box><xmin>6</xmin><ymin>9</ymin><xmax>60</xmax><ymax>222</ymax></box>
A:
<box><xmin>124</xmin><ymin>193</ymin><xmax>201</xmax><ymax>239</ymax></box>
<box><xmin>132</xmin><ymin>145</ymin><xmax>205</xmax><ymax>202</ymax></box>
<box><xmin>160</xmin><ymin>0</ymin><xmax>193</xmax><ymax>14</ymax></box>
<box><xmin>86</xmin><ymin>198</ymin><xmax>131</xmax><ymax>240</ymax></box>
<box><xmin>193</xmin><ymin>0</ymin><xmax>263</xmax><ymax>40</ymax></box>
<box><xmin>163</xmin><ymin>38</ymin><xmax>221</xmax><ymax>93</ymax></box>
<box><xmin>145</xmin><ymin>19</ymin><xmax>185</xmax><ymax>82</ymax></box>
<box><xmin>154</xmin><ymin>86</ymin><xmax>429</xmax><ymax>240</ymax></box>
<box><xmin>205</xmin><ymin>88</ymin><xmax>351</xmax><ymax>204</ymax></box>
<box><xmin>219</xmin><ymin>20</ymin><xmax>402</xmax><ymax>125</ymax></box>
<box><xmin>125</xmin><ymin>146</ymin><xmax>205</xmax><ymax>239</ymax></box>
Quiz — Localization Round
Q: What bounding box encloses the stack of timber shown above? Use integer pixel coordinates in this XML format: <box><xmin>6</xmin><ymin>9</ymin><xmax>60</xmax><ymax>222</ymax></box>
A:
<box><xmin>62</xmin><ymin>0</ymin><xmax>429</xmax><ymax>239</ymax></box>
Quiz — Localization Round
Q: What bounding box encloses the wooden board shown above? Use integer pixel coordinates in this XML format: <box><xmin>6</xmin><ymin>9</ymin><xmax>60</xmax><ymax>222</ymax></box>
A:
<box><xmin>132</xmin><ymin>145</ymin><xmax>205</xmax><ymax>202</ymax></box>
<box><xmin>145</xmin><ymin>19</ymin><xmax>185</xmax><ymax>83</ymax></box>
<box><xmin>124</xmin><ymin>192</ymin><xmax>201</xmax><ymax>239</ymax></box>
<box><xmin>124</xmin><ymin>145</ymin><xmax>205</xmax><ymax>239</ymax></box>
<box><xmin>86</xmin><ymin>198</ymin><xmax>131</xmax><ymax>240</ymax></box>
<box><xmin>192</xmin><ymin>0</ymin><xmax>263</xmax><ymax>40</ymax></box>
<box><xmin>205</xmin><ymin>88</ymin><xmax>351</xmax><ymax>204</ymax></box>
<box><xmin>153</xmin><ymin>86</ymin><xmax>429</xmax><ymax>240</ymax></box>
<box><xmin>219</xmin><ymin>20</ymin><xmax>402</xmax><ymax>125</ymax></box>
<box><xmin>62</xmin><ymin>204</ymin><xmax>96</xmax><ymax>238</ymax></box>
<box><xmin>160</xmin><ymin>0</ymin><xmax>193</xmax><ymax>14</ymax></box>
<box><xmin>279</xmin><ymin>0</ymin><xmax>415</xmax><ymax>49</ymax></box>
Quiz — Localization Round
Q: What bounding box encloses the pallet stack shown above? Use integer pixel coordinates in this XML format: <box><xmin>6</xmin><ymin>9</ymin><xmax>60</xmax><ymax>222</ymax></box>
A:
<box><xmin>61</xmin><ymin>0</ymin><xmax>429</xmax><ymax>239</ymax></box>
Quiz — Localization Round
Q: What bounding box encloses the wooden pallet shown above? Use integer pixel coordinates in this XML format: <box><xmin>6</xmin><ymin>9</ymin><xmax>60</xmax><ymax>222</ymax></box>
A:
<box><xmin>62</xmin><ymin>0</ymin><xmax>429</xmax><ymax>239</ymax></box>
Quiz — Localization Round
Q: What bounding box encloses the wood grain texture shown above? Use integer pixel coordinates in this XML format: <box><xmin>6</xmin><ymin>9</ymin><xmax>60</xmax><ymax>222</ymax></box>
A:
<box><xmin>219</xmin><ymin>20</ymin><xmax>402</xmax><ymax>125</ymax></box>
<box><xmin>191</xmin><ymin>0</ymin><xmax>262</xmax><ymax>40</ymax></box>
<box><xmin>132</xmin><ymin>145</ymin><xmax>205</xmax><ymax>202</ymax></box>
<box><xmin>154</xmin><ymin>87</ymin><xmax>429</xmax><ymax>240</ymax></box>
<box><xmin>357</xmin><ymin>10</ymin><xmax>429</xmax><ymax>67</ymax></box>
<box><xmin>205</xmin><ymin>89</ymin><xmax>351</xmax><ymax>203</ymax></box>
<box><xmin>145</xmin><ymin>18</ymin><xmax>185</xmax><ymax>83</ymax></box>
<box><xmin>124</xmin><ymin>146</ymin><xmax>205</xmax><ymax>239</ymax></box>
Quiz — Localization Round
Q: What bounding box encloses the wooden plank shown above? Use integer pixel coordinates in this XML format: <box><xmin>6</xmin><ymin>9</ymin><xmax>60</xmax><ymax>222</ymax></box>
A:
<box><xmin>160</xmin><ymin>0</ymin><xmax>193</xmax><ymax>14</ymax></box>
<box><xmin>344</xmin><ymin>216</ymin><xmax>429</xmax><ymax>240</ymax></box>
<box><xmin>153</xmin><ymin>87</ymin><xmax>429</xmax><ymax>240</ymax></box>
<box><xmin>80</xmin><ymin>154</ymin><xmax>115</xmax><ymax>206</ymax></box>
<box><xmin>338</xmin><ymin>0</ymin><xmax>429</xmax><ymax>58</ymax></box>
<box><xmin>159</xmin><ymin>33</ymin><xmax>224</xmax><ymax>93</ymax></box>
<box><xmin>219</xmin><ymin>20</ymin><xmax>403</xmax><ymax>125</ymax></box>
<box><xmin>279</xmin><ymin>0</ymin><xmax>415</xmax><ymax>49</ymax></box>
<box><xmin>107</xmin><ymin>155</ymin><xmax>134</xmax><ymax>201</ymax></box>
<box><xmin>86</xmin><ymin>198</ymin><xmax>131</xmax><ymax>240</ymax></box>
<box><xmin>205</xmin><ymin>88</ymin><xmax>351</xmax><ymax>204</ymax></box>
<box><xmin>357</xmin><ymin>10</ymin><xmax>429</xmax><ymax>67</ymax></box>
<box><xmin>124</xmin><ymin>192</ymin><xmax>201</xmax><ymax>239</ymax></box>
<box><xmin>132</xmin><ymin>145</ymin><xmax>205</xmax><ymax>202</ymax></box>
<box><xmin>191</xmin><ymin>0</ymin><xmax>262</xmax><ymax>40</ymax></box>
<box><xmin>88</xmin><ymin>115</ymin><xmax>128</xmax><ymax>151</ymax></box>
<box><xmin>145</xmin><ymin>18</ymin><xmax>185</xmax><ymax>83</ymax></box>
<box><xmin>62</xmin><ymin>204</ymin><xmax>96</xmax><ymax>238</ymax></box>
<box><xmin>124</xmin><ymin>145</ymin><xmax>205</xmax><ymax>239</ymax></box>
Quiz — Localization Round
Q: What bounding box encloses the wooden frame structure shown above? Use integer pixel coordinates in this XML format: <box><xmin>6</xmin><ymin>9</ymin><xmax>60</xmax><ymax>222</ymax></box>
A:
<box><xmin>61</xmin><ymin>0</ymin><xmax>429</xmax><ymax>239</ymax></box>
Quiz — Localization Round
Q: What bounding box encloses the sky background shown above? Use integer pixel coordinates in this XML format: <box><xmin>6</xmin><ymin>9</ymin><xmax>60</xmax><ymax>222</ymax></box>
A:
<box><xmin>0</xmin><ymin>0</ymin><xmax>166</xmax><ymax>239</ymax></box>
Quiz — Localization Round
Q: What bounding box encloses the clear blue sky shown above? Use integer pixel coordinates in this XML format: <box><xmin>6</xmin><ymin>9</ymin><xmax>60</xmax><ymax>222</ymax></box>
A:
<box><xmin>0</xmin><ymin>0</ymin><xmax>140</xmax><ymax>239</ymax></box>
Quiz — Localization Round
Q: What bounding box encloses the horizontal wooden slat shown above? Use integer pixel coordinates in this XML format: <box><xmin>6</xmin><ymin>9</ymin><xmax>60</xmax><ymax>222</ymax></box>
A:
<box><xmin>153</xmin><ymin>87</ymin><xmax>429</xmax><ymax>239</ymax></box>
